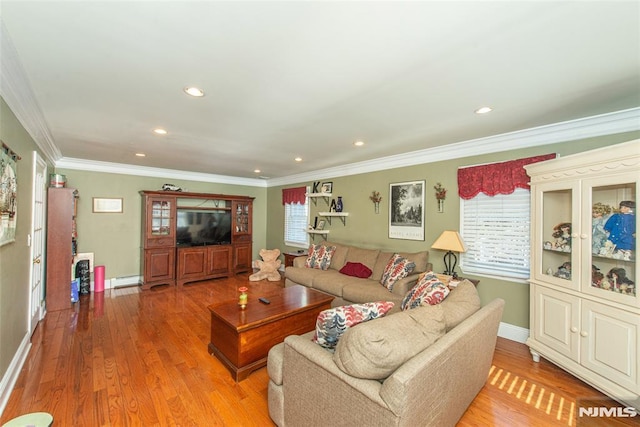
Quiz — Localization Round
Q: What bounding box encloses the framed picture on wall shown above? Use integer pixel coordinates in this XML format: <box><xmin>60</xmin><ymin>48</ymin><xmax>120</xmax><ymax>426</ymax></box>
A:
<box><xmin>389</xmin><ymin>180</ymin><xmax>425</xmax><ymax>241</ymax></box>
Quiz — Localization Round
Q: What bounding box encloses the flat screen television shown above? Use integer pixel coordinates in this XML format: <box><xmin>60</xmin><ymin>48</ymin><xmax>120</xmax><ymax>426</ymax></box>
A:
<box><xmin>176</xmin><ymin>209</ymin><xmax>232</xmax><ymax>246</ymax></box>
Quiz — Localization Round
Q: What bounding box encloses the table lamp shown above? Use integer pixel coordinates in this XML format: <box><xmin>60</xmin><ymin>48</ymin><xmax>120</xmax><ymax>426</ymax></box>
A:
<box><xmin>431</xmin><ymin>230</ymin><xmax>467</xmax><ymax>278</ymax></box>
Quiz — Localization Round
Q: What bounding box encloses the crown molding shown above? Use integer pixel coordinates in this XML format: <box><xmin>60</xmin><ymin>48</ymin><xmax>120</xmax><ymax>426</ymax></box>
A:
<box><xmin>0</xmin><ymin>18</ymin><xmax>60</xmax><ymax>164</ymax></box>
<box><xmin>55</xmin><ymin>157</ymin><xmax>268</xmax><ymax>188</ymax></box>
<box><xmin>266</xmin><ymin>107</ymin><xmax>640</xmax><ymax>187</ymax></box>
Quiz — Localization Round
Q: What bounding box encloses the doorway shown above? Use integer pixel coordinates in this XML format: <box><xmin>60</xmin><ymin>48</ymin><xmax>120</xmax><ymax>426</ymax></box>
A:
<box><xmin>29</xmin><ymin>151</ymin><xmax>47</xmax><ymax>335</ymax></box>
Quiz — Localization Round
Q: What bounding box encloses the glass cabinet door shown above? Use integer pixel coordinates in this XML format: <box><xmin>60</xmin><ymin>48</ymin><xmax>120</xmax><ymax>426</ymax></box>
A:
<box><xmin>151</xmin><ymin>199</ymin><xmax>172</xmax><ymax>236</ymax></box>
<box><xmin>233</xmin><ymin>201</ymin><xmax>251</xmax><ymax>235</ymax></box>
<box><xmin>582</xmin><ymin>176</ymin><xmax>637</xmax><ymax>307</ymax></box>
<box><xmin>534</xmin><ymin>181</ymin><xmax>580</xmax><ymax>289</ymax></box>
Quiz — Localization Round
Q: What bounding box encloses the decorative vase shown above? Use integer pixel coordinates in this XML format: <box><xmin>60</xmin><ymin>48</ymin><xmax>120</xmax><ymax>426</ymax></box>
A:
<box><xmin>336</xmin><ymin>197</ymin><xmax>343</xmax><ymax>212</ymax></box>
<box><xmin>438</xmin><ymin>199</ymin><xmax>444</xmax><ymax>213</ymax></box>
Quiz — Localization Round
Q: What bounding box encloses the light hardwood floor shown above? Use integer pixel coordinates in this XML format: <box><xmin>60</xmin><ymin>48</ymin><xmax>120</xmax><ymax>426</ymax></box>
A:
<box><xmin>1</xmin><ymin>274</ymin><xmax>635</xmax><ymax>426</ymax></box>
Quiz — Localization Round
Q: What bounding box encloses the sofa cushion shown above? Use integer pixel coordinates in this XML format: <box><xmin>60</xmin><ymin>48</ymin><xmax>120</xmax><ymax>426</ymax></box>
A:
<box><xmin>339</xmin><ymin>262</ymin><xmax>373</xmax><ymax>279</ymax></box>
<box><xmin>333</xmin><ymin>305</ymin><xmax>446</xmax><ymax>379</ymax></box>
<box><xmin>305</xmin><ymin>243</ymin><xmax>336</xmax><ymax>270</ymax></box>
<box><xmin>342</xmin><ymin>281</ymin><xmax>404</xmax><ymax>307</ymax></box>
<box><xmin>312</xmin><ymin>301</ymin><xmax>395</xmax><ymax>351</ymax></box>
<box><xmin>440</xmin><ymin>279</ymin><xmax>481</xmax><ymax>331</ymax></box>
<box><xmin>285</xmin><ymin>265</ymin><xmax>325</xmax><ymax>287</ymax></box>
<box><xmin>401</xmin><ymin>272</ymin><xmax>450</xmax><ymax>311</ymax></box>
<box><xmin>312</xmin><ymin>270</ymin><xmax>348</xmax><ymax>297</ymax></box>
<box><xmin>380</xmin><ymin>254</ymin><xmax>416</xmax><ymax>291</ymax></box>
<box><xmin>397</xmin><ymin>251</ymin><xmax>429</xmax><ymax>273</ymax></box>
<box><xmin>322</xmin><ymin>240</ymin><xmax>349</xmax><ymax>271</ymax></box>
<box><xmin>345</xmin><ymin>247</ymin><xmax>380</xmax><ymax>272</ymax></box>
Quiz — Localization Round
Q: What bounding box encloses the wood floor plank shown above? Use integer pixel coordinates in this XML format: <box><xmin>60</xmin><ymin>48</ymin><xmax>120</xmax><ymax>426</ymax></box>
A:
<box><xmin>1</xmin><ymin>273</ymin><xmax>635</xmax><ymax>426</ymax></box>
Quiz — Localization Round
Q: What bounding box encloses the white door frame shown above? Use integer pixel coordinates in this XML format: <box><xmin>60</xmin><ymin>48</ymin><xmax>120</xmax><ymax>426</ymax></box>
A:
<box><xmin>28</xmin><ymin>151</ymin><xmax>47</xmax><ymax>335</ymax></box>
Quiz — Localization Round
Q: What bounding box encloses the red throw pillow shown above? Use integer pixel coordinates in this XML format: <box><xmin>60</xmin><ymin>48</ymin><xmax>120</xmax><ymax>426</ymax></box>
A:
<box><xmin>339</xmin><ymin>262</ymin><xmax>373</xmax><ymax>279</ymax></box>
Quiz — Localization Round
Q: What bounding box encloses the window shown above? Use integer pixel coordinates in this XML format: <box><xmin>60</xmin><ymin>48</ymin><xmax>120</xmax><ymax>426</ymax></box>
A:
<box><xmin>284</xmin><ymin>187</ymin><xmax>309</xmax><ymax>248</ymax></box>
<box><xmin>460</xmin><ymin>188</ymin><xmax>531</xmax><ymax>280</ymax></box>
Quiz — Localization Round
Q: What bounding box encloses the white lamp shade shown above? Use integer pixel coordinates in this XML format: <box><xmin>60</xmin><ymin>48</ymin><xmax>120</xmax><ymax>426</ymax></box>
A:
<box><xmin>431</xmin><ymin>230</ymin><xmax>467</xmax><ymax>253</ymax></box>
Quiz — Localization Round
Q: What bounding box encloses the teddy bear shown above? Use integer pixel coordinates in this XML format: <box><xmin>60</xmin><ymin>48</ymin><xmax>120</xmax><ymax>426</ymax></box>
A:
<box><xmin>249</xmin><ymin>248</ymin><xmax>282</xmax><ymax>282</ymax></box>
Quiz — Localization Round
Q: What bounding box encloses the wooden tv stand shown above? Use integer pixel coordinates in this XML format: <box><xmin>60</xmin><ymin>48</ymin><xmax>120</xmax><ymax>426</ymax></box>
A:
<box><xmin>140</xmin><ymin>190</ymin><xmax>254</xmax><ymax>290</ymax></box>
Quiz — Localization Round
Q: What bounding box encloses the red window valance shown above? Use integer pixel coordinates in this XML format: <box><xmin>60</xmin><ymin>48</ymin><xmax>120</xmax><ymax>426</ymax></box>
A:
<box><xmin>458</xmin><ymin>154</ymin><xmax>556</xmax><ymax>200</ymax></box>
<box><xmin>282</xmin><ymin>186</ymin><xmax>307</xmax><ymax>205</ymax></box>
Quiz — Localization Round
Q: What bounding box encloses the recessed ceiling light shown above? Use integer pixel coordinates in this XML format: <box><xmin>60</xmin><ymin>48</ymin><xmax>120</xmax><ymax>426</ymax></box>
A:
<box><xmin>294</xmin><ymin>157</ymin><xmax>302</xmax><ymax>162</ymax></box>
<box><xmin>354</xmin><ymin>140</ymin><xmax>365</xmax><ymax>147</ymax></box>
<box><xmin>135</xmin><ymin>153</ymin><xmax>146</xmax><ymax>157</ymax></box>
<box><xmin>475</xmin><ymin>106</ymin><xmax>493</xmax><ymax>114</ymax></box>
<box><xmin>184</xmin><ymin>87</ymin><xmax>205</xmax><ymax>97</ymax></box>
<box><xmin>153</xmin><ymin>128</ymin><xmax>168</xmax><ymax>135</ymax></box>
<box><xmin>254</xmin><ymin>169</ymin><xmax>261</xmax><ymax>174</ymax></box>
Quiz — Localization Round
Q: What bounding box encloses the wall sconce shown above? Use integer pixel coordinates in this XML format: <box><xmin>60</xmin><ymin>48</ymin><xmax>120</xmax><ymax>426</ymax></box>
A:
<box><xmin>434</xmin><ymin>182</ymin><xmax>446</xmax><ymax>213</ymax></box>
<box><xmin>431</xmin><ymin>230</ymin><xmax>467</xmax><ymax>278</ymax></box>
<box><xmin>369</xmin><ymin>191</ymin><xmax>382</xmax><ymax>214</ymax></box>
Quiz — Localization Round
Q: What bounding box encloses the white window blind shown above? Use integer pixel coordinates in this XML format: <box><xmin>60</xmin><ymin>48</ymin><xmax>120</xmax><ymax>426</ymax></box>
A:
<box><xmin>460</xmin><ymin>188</ymin><xmax>530</xmax><ymax>279</ymax></box>
<box><xmin>284</xmin><ymin>195</ymin><xmax>309</xmax><ymax>248</ymax></box>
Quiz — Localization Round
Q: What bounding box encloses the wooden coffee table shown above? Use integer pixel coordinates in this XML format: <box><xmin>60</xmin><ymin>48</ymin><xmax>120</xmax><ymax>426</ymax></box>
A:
<box><xmin>208</xmin><ymin>284</ymin><xmax>333</xmax><ymax>381</ymax></box>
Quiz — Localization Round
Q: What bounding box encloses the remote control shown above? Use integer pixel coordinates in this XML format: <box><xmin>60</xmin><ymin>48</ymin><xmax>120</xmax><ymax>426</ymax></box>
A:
<box><xmin>258</xmin><ymin>297</ymin><xmax>271</xmax><ymax>304</ymax></box>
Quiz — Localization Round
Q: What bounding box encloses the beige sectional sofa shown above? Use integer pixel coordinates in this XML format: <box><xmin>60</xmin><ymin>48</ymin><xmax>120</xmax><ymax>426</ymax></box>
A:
<box><xmin>284</xmin><ymin>240</ymin><xmax>432</xmax><ymax>311</ymax></box>
<box><xmin>267</xmin><ymin>281</ymin><xmax>505</xmax><ymax>426</ymax></box>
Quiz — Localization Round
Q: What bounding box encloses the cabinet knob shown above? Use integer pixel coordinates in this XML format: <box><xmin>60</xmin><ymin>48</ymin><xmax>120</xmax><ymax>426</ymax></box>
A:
<box><xmin>571</xmin><ymin>233</ymin><xmax>579</xmax><ymax>238</ymax></box>
<box><xmin>570</xmin><ymin>327</ymin><xmax>578</xmax><ymax>333</ymax></box>
<box><xmin>580</xmin><ymin>234</ymin><xmax>588</xmax><ymax>239</ymax></box>
<box><xmin>580</xmin><ymin>331</ymin><xmax>588</xmax><ymax>337</ymax></box>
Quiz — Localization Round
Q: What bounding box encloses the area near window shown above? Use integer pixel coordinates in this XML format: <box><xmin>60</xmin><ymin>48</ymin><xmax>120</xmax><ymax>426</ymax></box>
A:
<box><xmin>283</xmin><ymin>186</ymin><xmax>309</xmax><ymax>248</ymax></box>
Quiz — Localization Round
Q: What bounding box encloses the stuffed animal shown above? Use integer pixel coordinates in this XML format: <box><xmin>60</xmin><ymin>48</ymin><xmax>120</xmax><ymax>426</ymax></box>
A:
<box><xmin>249</xmin><ymin>248</ymin><xmax>282</xmax><ymax>282</ymax></box>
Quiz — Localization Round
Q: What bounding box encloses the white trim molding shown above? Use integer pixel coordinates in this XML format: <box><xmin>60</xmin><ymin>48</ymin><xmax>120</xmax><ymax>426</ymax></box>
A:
<box><xmin>498</xmin><ymin>322</ymin><xmax>530</xmax><ymax>344</ymax></box>
<box><xmin>0</xmin><ymin>18</ymin><xmax>60</xmax><ymax>165</ymax></box>
<box><xmin>0</xmin><ymin>334</ymin><xmax>30</xmax><ymax>417</ymax></box>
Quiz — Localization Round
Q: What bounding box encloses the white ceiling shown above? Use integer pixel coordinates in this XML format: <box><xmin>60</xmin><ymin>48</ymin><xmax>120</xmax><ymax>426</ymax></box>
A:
<box><xmin>1</xmin><ymin>1</ymin><xmax>639</xmax><ymax>181</ymax></box>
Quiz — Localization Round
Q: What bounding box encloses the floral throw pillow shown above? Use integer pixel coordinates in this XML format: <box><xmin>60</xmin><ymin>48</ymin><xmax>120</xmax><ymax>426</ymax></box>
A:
<box><xmin>312</xmin><ymin>301</ymin><xmax>395</xmax><ymax>351</ymax></box>
<box><xmin>380</xmin><ymin>254</ymin><xmax>416</xmax><ymax>291</ymax></box>
<box><xmin>401</xmin><ymin>272</ymin><xmax>450</xmax><ymax>311</ymax></box>
<box><xmin>304</xmin><ymin>244</ymin><xmax>336</xmax><ymax>270</ymax></box>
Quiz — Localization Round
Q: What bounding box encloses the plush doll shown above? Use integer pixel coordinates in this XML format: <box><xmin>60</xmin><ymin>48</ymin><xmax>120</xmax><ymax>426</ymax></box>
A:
<box><xmin>604</xmin><ymin>201</ymin><xmax>636</xmax><ymax>258</ymax></box>
<box><xmin>550</xmin><ymin>223</ymin><xmax>572</xmax><ymax>252</ymax></box>
<box><xmin>591</xmin><ymin>202</ymin><xmax>612</xmax><ymax>254</ymax></box>
<box><xmin>591</xmin><ymin>264</ymin><xmax>604</xmax><ymax>288</ymax></box>
<box><xmin>249</xmin><ymin>248</ymin><xmax>282</xmax><ymax>282</ymax></box>
<box><xmin>553</xmin><ymin>262</ymin><xmax>572</xmax><ymax>280</ymax></box>
<box><xmin>606</xmin><ymin>267</ymin><xmax>635</xmax><ymax>295</ymax></box>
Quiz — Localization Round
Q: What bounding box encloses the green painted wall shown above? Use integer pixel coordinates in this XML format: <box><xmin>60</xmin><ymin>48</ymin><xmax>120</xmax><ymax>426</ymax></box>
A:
<box><xmin>266</xmin><ymin>131</ymin><xmax>640</xmax><ymax>329</ymax></box>
<box><xmin>0</xmin><ymin>96</ymin><xmax>53</xmax><ymax>380</ymax></box>
<box><xmin>54</xmin><ymin>170</ymin><xmax>268</xmax><ymax>281</ymax></box>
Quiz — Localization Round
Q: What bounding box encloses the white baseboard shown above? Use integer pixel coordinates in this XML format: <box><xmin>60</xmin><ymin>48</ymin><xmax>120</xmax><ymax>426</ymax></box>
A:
<box><xmin>0</xmin><ymin>334</ymin><xmax>31</xmax><ymax>417</ymax></box>
<box><xmin>90</xmin><ymin>275</ymin><xmax>141</xmax><ymax>290</ymax></box>
<box><xmin>498</xmin><ymin>322</ymin><xmax>530</xmax><ymax>344</ymax></box>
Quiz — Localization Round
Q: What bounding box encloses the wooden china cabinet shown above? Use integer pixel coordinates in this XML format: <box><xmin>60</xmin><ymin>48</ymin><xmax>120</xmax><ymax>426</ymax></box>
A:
<box><xmin>140</xmin><ymin>191</ymin><xmax>253</xmax><ymax>290</ymax></box>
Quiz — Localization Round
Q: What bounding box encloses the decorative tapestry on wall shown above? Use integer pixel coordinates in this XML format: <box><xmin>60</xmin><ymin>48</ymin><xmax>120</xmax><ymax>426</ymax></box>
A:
<box><xmin>0</xmin><ymin>142</ymin><xmax>19</xmax><ymax>246</ymax></box>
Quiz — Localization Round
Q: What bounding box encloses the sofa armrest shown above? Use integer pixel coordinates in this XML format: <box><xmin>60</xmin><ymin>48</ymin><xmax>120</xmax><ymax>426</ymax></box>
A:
<box><xmin>282</xmin><ymin>335</ymin><xmax>399</xmax><ymax>424</ymax></box>
<box><xmin>379</xmin><ymin>298</ymin><xmax>505</xmax><ymax>426</ymax></box>
<box><xmin>292</xmin><ymin>256</ymin><xmax>307</xmax><ymax>268</ymax></box>
<box><xmin>390</xmin><ymin>273</ymin><xmax>421</xmax><ymax>297</ymax></box>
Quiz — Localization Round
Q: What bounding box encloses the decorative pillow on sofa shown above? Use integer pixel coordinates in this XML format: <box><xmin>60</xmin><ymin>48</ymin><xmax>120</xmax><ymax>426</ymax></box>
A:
<box><xmin>312</xmin><ymin>301</ymin><xmax>395</xmax><ymax>351</ymax></box>
<box><xmin>333</xmin><ymin>304</ymin><xmax>446</xmax><ymax>380</ymax></box>
<box><xmin>305</xmin><ymin>244</ymin><xmax>337</xmax><ymax>270</ymax></box>
<box><xmin>401</xmin><ymin>271</ymin><xmax>450</xmax><ymax>311</ymax></box>
<box><xmin>339</xmin><ymin>262</ymin><xmax>373</xmax><ymax>279</ymax></box>
<box><xmin>440</xmin><ymin>280</ymin><xmax>481</xmax><ymax>331</ymax></box>
<box><xmin>380</xmin><ymin>254</ymin><xmax>416</xmax><ymax>291</ymax></box>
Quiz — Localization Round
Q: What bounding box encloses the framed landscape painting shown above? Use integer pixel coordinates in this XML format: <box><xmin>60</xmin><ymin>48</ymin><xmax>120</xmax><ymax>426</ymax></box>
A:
<box><xmin>389</xmin><ymin>180</ymin><xmax>425</xmax><ymax>241</ymax></box>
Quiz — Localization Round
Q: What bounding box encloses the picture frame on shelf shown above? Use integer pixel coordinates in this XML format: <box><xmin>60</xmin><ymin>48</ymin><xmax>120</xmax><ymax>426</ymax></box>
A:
<box><xmin>316</xmin><ymin>220</ymin><xmax>326</xmax><ymax>230</ymax></box>
<box><xmin>389</xmin><ymin>180</ymin><xmax>425</xmax><ymax>241</ymax></box>
<box><xmin>321</xmin><ymin>182</ymin><xmax>333</xmax><ymax>194</ymax></box>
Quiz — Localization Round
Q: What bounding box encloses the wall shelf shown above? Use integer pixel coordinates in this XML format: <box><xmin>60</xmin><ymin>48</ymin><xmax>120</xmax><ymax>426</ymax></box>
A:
<box><xmin>306</xmin><ymin>229</ymin><xmax>330</xmax><ymax>240</ymax></box>
<box><xmin>318</xmin><ymin>212</ymin><xmax>349</xmax><ymax>225</ymax></box>
<box><xmin>306</xmin><ymin>192</ymin><xmax>331</xmax><ymax>207</ymax></box>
